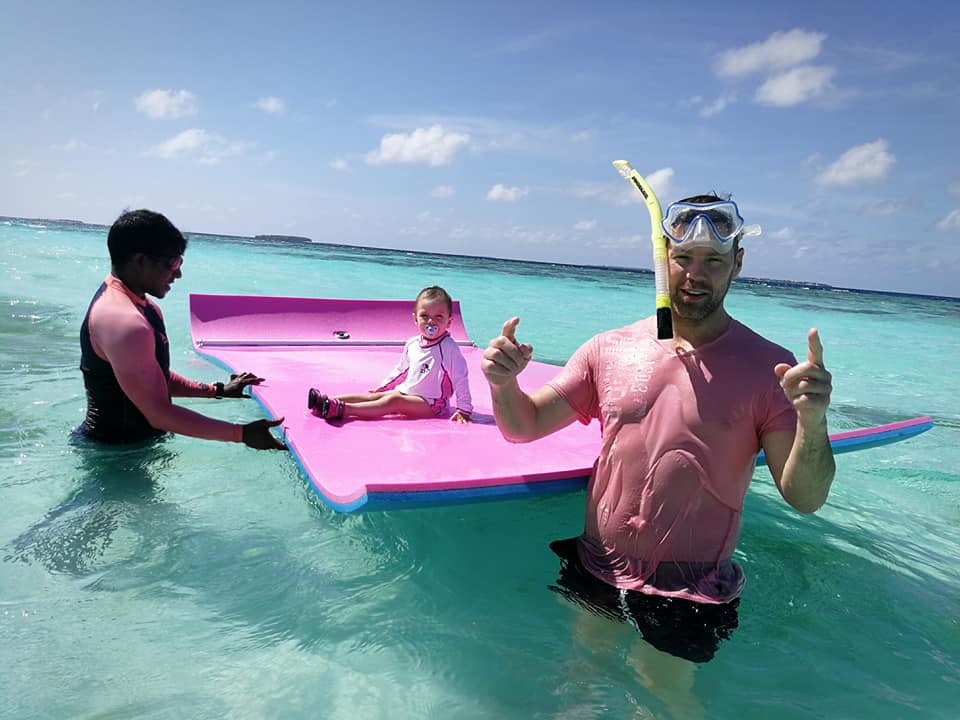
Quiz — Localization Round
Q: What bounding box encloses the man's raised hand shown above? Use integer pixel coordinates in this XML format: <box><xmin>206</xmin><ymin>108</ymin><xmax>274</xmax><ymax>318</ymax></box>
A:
<box><xmin>481</xmin><ymin>317</ymin><xmax>534</xmax><ymax>387</ymax></box>
<box><xmin>774</xmin><ymin>328</ymin><xmax>832</xmax><ymax>427</ymax></box>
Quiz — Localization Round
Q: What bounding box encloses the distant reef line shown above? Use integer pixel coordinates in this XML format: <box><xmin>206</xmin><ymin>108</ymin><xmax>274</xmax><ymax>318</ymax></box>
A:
<box><xmin>0</xmin><ymin>215</ymin><xmax>311</xmax><ymax>244</ymax></box>
<box><xmin>2</xmin><ymin>214</ymin><xmax>956</xmax><ymax>303</ymax></box>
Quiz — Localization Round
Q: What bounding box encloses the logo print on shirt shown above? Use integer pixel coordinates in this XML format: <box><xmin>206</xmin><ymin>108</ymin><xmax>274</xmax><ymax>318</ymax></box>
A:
<box><xmin>600</xmin><ymin>333</ymin><xmax>658</xmax><ymax>425</ymax></box>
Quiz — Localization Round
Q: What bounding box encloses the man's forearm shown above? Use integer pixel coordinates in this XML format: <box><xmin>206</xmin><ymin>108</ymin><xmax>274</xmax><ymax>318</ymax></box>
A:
<box><xmin>780</xmin><ymin>421</ymin><xmax>836</xmax><ymax>513</ymax></box>
<box><xmin>146</xmin><ymin>402</ymin><xmax>243</xmax><ymax>442</ymax></box>
<box><xmin>490</xmin><ymin>380</ymin><xmax>542</xmax><ymax>443</ymax></box>
<box><xmin>168</xmin><ymin>371</ymin><xmax>217</xmax><ymax>398</ymax></box>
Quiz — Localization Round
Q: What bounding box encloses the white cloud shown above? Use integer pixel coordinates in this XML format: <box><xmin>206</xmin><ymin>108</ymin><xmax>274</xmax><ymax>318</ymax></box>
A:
<box><xmin>145</xmin><ymin>128</ymin><xmax>247</xmax><ymax>165</ymax></box>
<box><xmin>570</xmin><ymin>130</ymin><xmax>594</xmax><ymax>143</ymax></box>
<box><xmin>771</xmin><ymin>226</ymin><xmax>796</xmax><ymax>240</ymax></box>
<box><xmin>487</xmin><ymin>184</ymin><xmax>529</xmax><ymax>202</ymax></box>
<box><xmin>51</xmin><ymin>139</ymin><xmax>86</xmax><ymax>152</ymax></box>
<box><xmin>949</xmin><ymin>182</ymin><xmax>960</xmax><ymax>197</ymax></box>
<box><xmin>571</xmin><ymin>184</ymin><xmax>606</xmax><ymax>200</ymax></box>
<box><xmin>255</xmin><ymin>96</ymin><xmax>286</xmax><ymax>114</ymax></box>
<box><xmin>134</xmin><ymin>89</ymin><xmax>198</xmax><ymax>119</ymax></box>
<box><xmin>755</xmin><ymin>66</ymin><xmax>835</xmax><ymax>106</ymax></box>
<box><xmin>610</xmin><ymin>169</ymin><xmax>676</xmax><ymax>206</ymax></box>
<box><xmin>503</xmin><ymin>224</ymin><xmax>561</xmax><ymax>245</ymax></box>
<box><xmin>13</xmin><ymin>160</ymin><xmax>30</xmax><ymax>177</ymax></box>
<box><xmin>573</xmin><ymin>220</ymin><xmax>597</xmax><ymax>231</ymax></box>
<box><xmin>431</xmin><ymin>185</ymin><xmax>455</xmax><ymax>198</ymax></box>
<box><xmin>590</xmin><ymin>234</ymin><xmax>645</xmax><ymax>250</ymax></box>
<box><xmin>716</xmin><ymin>29</ymin><xmax>826</xmax><ymax>77</ymax></box>
<box><xmin>366</xmin><ymin>124</ymin><xmax>470</xmax><ymax>166</ymax></box>
<box><xmin>816</xmin><ymin>139</ymin><xmax>895</xmax><ymax>186</ymax></box>
<box><xmin>700</xmin><ymin>94</ymin><xmax>736</xmax><ymax>118</ymax></box>
<box><xmin>860</xmin><ymin>199</ymin><xmax>901</xmax><ymax>216</ymax></box>
<box><xmin>936</xmin><ymin>209</ymin><xmax>960</xmax><ymax>231</ymax></box>
<box><xmin>330</xmin><ymin>158</ymin><xmax>351</xmax><ymax>172</ymax></box>
<box><xmin>645</xmin><ymin>167</ymin><xmax>675</xmax><ymax>201</ymax></box>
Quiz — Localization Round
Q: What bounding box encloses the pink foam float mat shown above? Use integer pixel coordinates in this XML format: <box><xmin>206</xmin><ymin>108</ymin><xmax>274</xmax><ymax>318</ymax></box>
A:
<box><xmin>189</xmin><ymin>293</ymin><xmax>934</xmax><ymax>512</ymax></box>
<box><xmin>189</xmin><ymin>293</ymin><xmax>602</xmax><ymax>511</ymax></box>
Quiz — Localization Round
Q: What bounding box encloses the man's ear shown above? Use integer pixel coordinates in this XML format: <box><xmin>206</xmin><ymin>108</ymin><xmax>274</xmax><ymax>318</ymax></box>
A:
<box><xmin>732</xmin><ymin>247</ymin><xmax>744</xmax><ymax>279</ymax></box>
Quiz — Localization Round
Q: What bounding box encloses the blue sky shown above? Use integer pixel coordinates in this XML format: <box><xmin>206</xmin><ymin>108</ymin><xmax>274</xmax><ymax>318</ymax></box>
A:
<box><xmin>3</xmin><ymin>0</ymin><xmax>958</xmax><ymax>297</ymax></box>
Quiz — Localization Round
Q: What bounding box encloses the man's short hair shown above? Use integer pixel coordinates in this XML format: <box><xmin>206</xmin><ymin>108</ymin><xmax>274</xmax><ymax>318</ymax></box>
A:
<box><xmin>107</xmin><ymin>209</ymin><xmax>187</xmax><ymax>266</ymax></box>
<box><xmin>678</xmin><ymin>193</ymin><xmax>728</xmax><ymax>205</ymax></box>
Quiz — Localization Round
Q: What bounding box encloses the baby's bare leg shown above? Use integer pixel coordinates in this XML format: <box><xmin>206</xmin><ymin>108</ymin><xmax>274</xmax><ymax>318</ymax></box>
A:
<box><xmin>335</xmin><ymin>391</ymin><xmax>386</xmax><ymax>403</ymax></box>
<box><xmin>343</xmin><ymin>391</ymin><xmax>434</xmax><ymax>419</ymax></box>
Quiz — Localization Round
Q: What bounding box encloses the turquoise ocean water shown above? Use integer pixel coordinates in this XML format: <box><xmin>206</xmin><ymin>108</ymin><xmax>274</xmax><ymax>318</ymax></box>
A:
<box><xmin>1</xmin><ymin>219</ymin><xmax>958</xmax><ymax>719</ymax></box>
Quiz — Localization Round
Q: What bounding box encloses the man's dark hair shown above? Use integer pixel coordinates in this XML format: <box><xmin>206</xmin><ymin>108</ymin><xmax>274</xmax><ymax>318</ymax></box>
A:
<box><xmin>107</xmin><ymin>209</ymin><xmax>187</xmax><ymax>266</ymax></box>
<box><xmin>415</xmin><ymin>286</ymin><xmax>453</xmax><ymax>314</ymax></box>
<box><xmin>678</xmin><ymin>193</ymin><xmax>729</xmax><ymax>205</ymax></box>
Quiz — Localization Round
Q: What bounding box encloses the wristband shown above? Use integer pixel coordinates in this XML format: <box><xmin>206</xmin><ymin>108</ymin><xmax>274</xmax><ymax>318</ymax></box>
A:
<box><xmin>214</xmin><ymin>381</ymin><xmax>225</xmax><ymax>398</ymax></box>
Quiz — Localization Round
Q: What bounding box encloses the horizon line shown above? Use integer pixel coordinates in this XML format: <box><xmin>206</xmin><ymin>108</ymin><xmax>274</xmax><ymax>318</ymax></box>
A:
<box><xmin>3</xmin><ymin>213</ymin><xmax>958</xmax><ymax>303</ymax></box>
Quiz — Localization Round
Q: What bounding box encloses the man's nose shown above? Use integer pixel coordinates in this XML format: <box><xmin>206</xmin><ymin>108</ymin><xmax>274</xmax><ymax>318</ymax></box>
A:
<box><xmin>684</xmin><ymin>258</ymin><xmax>708</xmax><ymax>277</ymax></box>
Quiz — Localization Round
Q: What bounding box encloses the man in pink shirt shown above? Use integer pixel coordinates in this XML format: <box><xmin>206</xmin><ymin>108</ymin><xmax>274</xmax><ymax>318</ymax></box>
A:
<box><xmin>76</xmin><ymin>209</ymin><xmax>285</xmax><ymax>450</ymax></box>
<box><xmin>482</xmin><ymin>195</ymin><xmax>834</xmax><ymax>662</ymax></box>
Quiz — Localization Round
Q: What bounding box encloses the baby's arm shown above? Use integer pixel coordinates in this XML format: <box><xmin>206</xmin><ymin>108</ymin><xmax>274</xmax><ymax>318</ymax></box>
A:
<box><xmin>445</xmin><ymin>340</ymin><xmax>473</xmax><ymax>420</ymax></box>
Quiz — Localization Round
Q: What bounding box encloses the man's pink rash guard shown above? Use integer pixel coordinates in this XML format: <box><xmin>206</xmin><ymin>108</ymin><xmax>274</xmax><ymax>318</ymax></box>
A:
<box><xmin>548</xmin><ymin>317</ymin><xmax>797</xmax><ymax>604</ymax></box>
<box><xmin>79</xmin><ymin>274</ymin><xmax>242</xmax><ymax>443</ymax></box>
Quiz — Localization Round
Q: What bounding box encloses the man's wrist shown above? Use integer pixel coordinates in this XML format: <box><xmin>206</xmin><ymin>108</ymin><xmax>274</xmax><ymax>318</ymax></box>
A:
<box><xmin>214</xmin><ymin>381</ymin><xmax>225</xmax><ymax>398</ymax></box>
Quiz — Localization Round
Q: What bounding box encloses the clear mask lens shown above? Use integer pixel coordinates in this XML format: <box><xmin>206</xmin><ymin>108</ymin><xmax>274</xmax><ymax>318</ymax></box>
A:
<box><xmin>684</xmin><ymin>216</ymin><xmax>735</xmax><ymax>252</ymax></box>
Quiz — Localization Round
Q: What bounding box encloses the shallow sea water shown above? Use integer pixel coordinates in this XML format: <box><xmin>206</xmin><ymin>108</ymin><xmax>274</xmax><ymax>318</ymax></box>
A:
<box><xmin>1</xmin><ymin>221</ymin><xmax>958</xmax><ymax>719</ymax></box>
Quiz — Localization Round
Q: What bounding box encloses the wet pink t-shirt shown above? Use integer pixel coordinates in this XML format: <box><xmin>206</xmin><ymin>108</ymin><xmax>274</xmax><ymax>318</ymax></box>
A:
<box><xmin>548</xmin><ymin>317</ymin><xmax>797</xmax><ymax>603</ymax></box>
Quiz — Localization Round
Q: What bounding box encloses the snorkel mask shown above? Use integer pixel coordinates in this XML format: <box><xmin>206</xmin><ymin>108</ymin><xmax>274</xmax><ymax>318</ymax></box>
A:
<box><xmin>661</xmin><ymin>200</ymin><xmax>761</xmax><ymax>253</ymax></box>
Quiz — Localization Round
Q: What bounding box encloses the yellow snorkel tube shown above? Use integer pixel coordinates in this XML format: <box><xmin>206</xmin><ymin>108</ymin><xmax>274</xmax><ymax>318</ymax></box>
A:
<box><xmin>612</xmin><ymin>160</ymin><xmax>673</xmax><ymax>340</ymax></box>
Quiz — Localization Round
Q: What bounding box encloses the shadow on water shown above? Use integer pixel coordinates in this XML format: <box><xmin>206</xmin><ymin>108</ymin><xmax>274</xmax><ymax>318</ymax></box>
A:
<box><xmin>5</xmin><ymin>440</ymin><xmax>175</xmax><ymax>574</ymax></box>
<box><xmin>782</xmin><ymin>300</ymin><xmax>894</xmax><ymax>316</ymax></box>
<box><xmin>4</xmin><ymin>439</ymin><xmax>399</xmax><ymax>653</ymax></box>
<box><xmin>831</xmin><ymin>403</ymin><xmax>927</xmax><ymax>428</ymax></box>
<box><xmin>832</xmin><ymin>402</ymin><xmax>960</xmax><ymax>431</ymax></box>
